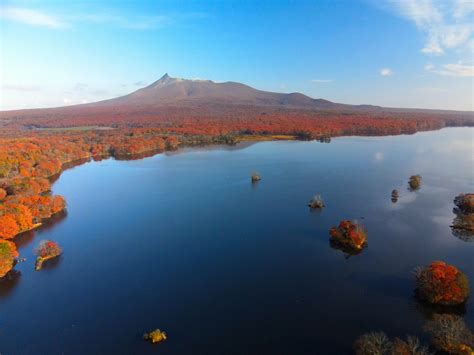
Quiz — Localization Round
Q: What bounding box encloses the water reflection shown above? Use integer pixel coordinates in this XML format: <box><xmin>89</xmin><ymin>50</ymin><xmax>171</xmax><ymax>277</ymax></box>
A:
<box><xmin>451</xmin><ymin>213</ymin><xmax>474</xmax><ymax>242</ymax></box>
<box><xmin>0</xmin><ymin>270</ymin><xmax>21</xmax><ymax>299</ymax></box>
<box><xmin>329</xmin><ymin>239</ymin><xmax>366</xmax><ymax>258</ymax></box>
<box><xmin>114</xmin><ymin>149</ymin><xmax>164</xmax><ymax>161</ymax></box>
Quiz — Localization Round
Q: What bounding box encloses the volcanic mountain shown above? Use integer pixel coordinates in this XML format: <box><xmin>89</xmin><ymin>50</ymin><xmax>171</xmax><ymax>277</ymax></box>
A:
<box><xmin>0</xmin><ymin>74</ymin><xmax>472</xmax><ymax>130</ymax></box>
<box><xmin>91</xmin><ymin>73</ymin><xmax>353</xmax><ymax>109</ymax></box>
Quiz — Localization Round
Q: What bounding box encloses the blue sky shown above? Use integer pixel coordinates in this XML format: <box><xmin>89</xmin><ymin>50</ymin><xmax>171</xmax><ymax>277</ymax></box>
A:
<box><xmin>0</xmin><ymin>0</ymin><xmax>473</xmax><ymax>110</ymax></box>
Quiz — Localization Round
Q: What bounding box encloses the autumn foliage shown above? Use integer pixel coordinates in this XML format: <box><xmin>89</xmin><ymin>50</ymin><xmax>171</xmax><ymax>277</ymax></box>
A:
<box><xmin>329</xmin><ymin>220</ymin><xmax>367</xmax><ymax>253</ymax></box>
<box><xmin>424</xmin><ymin>314</ymin><xmax>474</xmax><ymax>354</ymax></box>
<box><xmin>354</xmin><ymin>332</ymin><xmax>429</xmax><ymax>355</ymax></box>
<box><xmin>0</xmin><ymin>240</ymin><xmax>18</xmax><ymax>278</ymax></box>
<box><xmin>408</xmin><ymin>175</ymin><xmax>422</xmax><ymax>191</ymax></box>
<box><xmin>35</xmin><ymin>240</ymin><xmax>62</xmax><ymax>259</ymax></box>
<box><xmin>415</xmin><ymin>261</ymin><xmax>470</xmax><ymax>306</ymax></box>
<box><xmin>454</xmin><ymin>193</ymin><xmax>474</xmax><ymax>214</ymax></box>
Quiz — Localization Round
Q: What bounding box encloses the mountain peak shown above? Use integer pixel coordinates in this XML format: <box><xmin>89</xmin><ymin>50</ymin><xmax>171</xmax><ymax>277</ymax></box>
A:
<box><xmin>148</xmin><ymin>73</ymin><xmax>176</xmax><ymax>88</ymax></box>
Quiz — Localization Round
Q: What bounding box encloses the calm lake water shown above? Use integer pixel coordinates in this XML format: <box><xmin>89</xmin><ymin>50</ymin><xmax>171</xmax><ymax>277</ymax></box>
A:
<box><xmin>1</xmin><ymin>127</ymin><xmax>473</xmax><ymax>354</ymax></box>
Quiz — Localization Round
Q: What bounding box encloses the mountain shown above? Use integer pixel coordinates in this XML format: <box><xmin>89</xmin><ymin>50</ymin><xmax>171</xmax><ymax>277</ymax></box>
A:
<box><xmin>0</xmin><ymin>74</ymin><xmax>472</xmax><ymax>129</ymax></box>
<box><xmin>89</xmin><ymin>73</ymin><xmax>359</xmax><ymax>110</ymax></box>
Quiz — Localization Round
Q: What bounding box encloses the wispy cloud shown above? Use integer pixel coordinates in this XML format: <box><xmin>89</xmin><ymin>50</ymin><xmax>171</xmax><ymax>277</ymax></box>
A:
<box><xmin>79</xmin><ymin>13</ymin><xmax>172</xmax><ymax>30</ymax></box>
<box><xmin>425</xmin><ymin>62</ymin><xmax>474</xmax><ymax>77</ymax></box>
<box><xmin>311</xmin><ymin>79</ymin><xmax>333</xmax><ymax>83</ymax></box>
<box><xmin>0</xmin><ymin>7</ymin><xmax>69</xmax><ymax>29</ymax></box>
<box><xmin>1</xmin><ymin>84</ymin><xmax>41</xmax><ymax>91</ymax></box>
<box><xmin>379</xmin><ymin>68</ymin><xmax>393</xmax><ymax>76</ymax></box>
<box><xmin>1</xmin><ymin>6</ymin><xmax>208</xmax><ymax>30</ymax></box>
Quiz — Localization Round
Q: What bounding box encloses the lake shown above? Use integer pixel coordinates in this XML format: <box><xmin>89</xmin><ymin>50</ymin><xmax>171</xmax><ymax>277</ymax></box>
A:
<box><xmin>1</xmin><ymin>127</ymin><xmax>473</xmax><ymax>354</ymax></box>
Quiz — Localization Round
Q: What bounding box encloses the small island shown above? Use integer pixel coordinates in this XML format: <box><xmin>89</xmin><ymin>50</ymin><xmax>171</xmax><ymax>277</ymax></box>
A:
<box><xmin>329</xmin><ymin>220</ymin><xmax>367</xmax><ymax>254</ymax></box>
<box><xmin>251</xmin><ymin>172</ymin><xmax>261</xmax><ymax>182</ymax></box>
<box><xmin>424</xmin><ymin>314</ymin><xmax>474</xmax><ymax>354</ymax></box>
<box><xmin>415</xmin><ymin>261</ymin><xmax>469</xmax><ymax>306</ymax></box>
<box><xmin>408</xmin><ymin>175</ymin><xmax>422</xmax><ymax>191</ymax></box>
<box><xmin>308</xmin><ymin>194</ymin><xmax>325</xmax><ymax>209</ymax></box>
<box><xmin>454</xmin><ymin>193</ymin><xmax>474</xmax><ymax>214</ymax></box>
<box><xmin>391</xmin><ymin>189</ymin><xmax>399</xmax><ymax>203</ymax></box>
<box><xmin>143</xmin><ymin>329</ymin><xmax>167</xmax><ymax>344</ymax></box>
<box><xmin>35</xmin><ymin>240</ymin><xmax>62</xmax><ymax>271</ymax></box>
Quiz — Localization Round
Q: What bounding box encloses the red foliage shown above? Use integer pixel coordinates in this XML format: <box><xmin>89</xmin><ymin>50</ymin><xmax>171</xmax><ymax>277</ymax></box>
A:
<box><xmin>35</xmin><ymin>240</ymin><xmax>62</xmax><ymax>258</ymax></box>
<box><xmin>329</xmin><ymin>220</ymin><xmax>367</xmax><ymax>254</ymax></box>
<box><xmin>416</xmin><ymin>261</ymin><xmax>470</xmax><ymax>305</ymax></box>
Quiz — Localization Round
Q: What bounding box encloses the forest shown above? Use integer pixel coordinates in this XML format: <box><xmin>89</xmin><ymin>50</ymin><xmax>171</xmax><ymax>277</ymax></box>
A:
<box><xmin>0</xmin><ymin>110</ymin><xmax>473</xmax><ymax>277</ymax></box>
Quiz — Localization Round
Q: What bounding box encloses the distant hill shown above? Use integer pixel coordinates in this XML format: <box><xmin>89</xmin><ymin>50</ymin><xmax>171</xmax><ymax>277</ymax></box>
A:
<box><xmin>0</xmin><ymin>74</ymin><xmax>472</xmax><ymax>129</ymax></box>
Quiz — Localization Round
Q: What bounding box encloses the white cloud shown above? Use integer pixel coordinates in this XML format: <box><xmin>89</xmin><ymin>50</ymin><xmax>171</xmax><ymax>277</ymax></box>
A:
<box><xmin>424</xmin><ymin>62</ymin><xmax>435</xmax><ymax>70</ymax></box>
<box><xmin>380</xmin><ymin>68</ymin><xmax>394</xmax><ymax>76</ymax></box>
<box><xmin>0</xmin><ymin>7</ymin><xmax>69</xmax><ymax>29</ymax></box>
<box><xmin>453</xmin><ymin>0</ymin><xmax>474</xmax><ymax>18</ymax></box>
<box><xmin>384</xmin><ymin>0</ymin><xmax>473</xmax><ymax>56</ymax></box>
<box><xmin>426</xmin><ymin>62</ymin><xmax>474</xmax><ymax>77</ymax></box>
<box><xmin>311</xmin><ymin>79</ymin><xmax>334</xmax><ymax>83</ymax></box>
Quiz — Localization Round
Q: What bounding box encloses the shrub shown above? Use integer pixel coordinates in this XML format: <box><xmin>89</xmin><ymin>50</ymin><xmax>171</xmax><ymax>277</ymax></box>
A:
<box><xmin>143</xmin><ymin>329</ymin><xmax>167</xmax><ymax>344</ymax></box>
<box><xmin>424</xmin><ymin>314</ymin><xmax>474</xmax><ymax>354</ymax></box>
<box><xmin>354</xmin><ymin>332</ymin><xmax>429</xmax><ymax>355</ymax></box>
<box><xmin>35</xmin><ymin>240</ymin><xmax>62</xmax><ymax>259</ymax></box>
<box><xmin>308</xmin><ymin>194</ymin><xmax>325</xmax><ymax>209</ymax></box>
<box><xmin>329</xmin><ymin>220</ymin><xmax>367</xmax><ymax>253</ymax></box>
<box><xmin>408</xmin><ymin>175</ymin><xmax>422</xmax><ymax>191</ymax></box>
<box><xmin>354</xmin><ymin>331</ymin><xmax>392</xmax><ymax>355</ymax></box>
<box><xmin>391</xmin><ymin>189</ymin><xmax>399</xmax><ymax>203</ymax></box>
<box><xmin>251</xmin><ymin>171</ymin><xmax>261</xmax><ymax>182</ymax></box>
<box><xmin>415</xmin><ymin>261</ymin><xmax>470</xmax><ymax>306</ymax></box>
<box><xmin>454</xmin><ymin>193</ymin><xmax>474</xmax><ymax>214</ymax></box>
<box><xmin>0</xmin><ymin>240</ymin><xmax>18</xmax><ymax>278</ymax></box>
